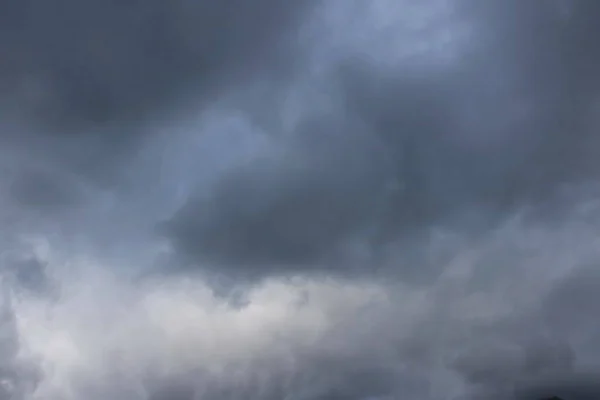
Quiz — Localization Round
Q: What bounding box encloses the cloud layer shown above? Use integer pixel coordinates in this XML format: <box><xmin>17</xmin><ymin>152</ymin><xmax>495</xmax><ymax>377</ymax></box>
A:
<box><xmin>1</xmin><ymin>0</ymin><xmax>600</xmax><ymax>399</ymax></box>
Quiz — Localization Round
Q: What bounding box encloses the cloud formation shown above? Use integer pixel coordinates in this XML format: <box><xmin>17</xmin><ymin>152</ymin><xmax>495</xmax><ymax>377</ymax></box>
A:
<box><xmin>1</xmin><ymin>0</ymin><xmax>600</xmax><ymax>399</ymax></box>
<box><xmin>163</xmin><ymin>0</ymin><xmax>600</xmax><ymax>279</ymax></box>
<box><xmin>0</xmin><ymin>0</ymin><xmax>312</xmax><ymax>126</ymax></box>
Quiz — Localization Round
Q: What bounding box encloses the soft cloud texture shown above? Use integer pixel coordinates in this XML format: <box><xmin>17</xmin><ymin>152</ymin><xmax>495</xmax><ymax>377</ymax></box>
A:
<box><xmin>1</xmin><ymin>1</ymin><xmax>600</xmax><ymax>399</ymax></box>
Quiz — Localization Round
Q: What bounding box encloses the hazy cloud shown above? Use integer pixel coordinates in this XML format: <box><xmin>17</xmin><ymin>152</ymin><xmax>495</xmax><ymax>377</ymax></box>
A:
<box><xmin>1</xmin><ymin>1</ymin><xmax>600</xmax><ymax>399</ymax></box>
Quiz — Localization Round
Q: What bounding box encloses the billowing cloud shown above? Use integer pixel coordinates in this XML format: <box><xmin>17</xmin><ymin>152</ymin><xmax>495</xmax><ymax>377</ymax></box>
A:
<box><xmin>163</xmin><ymin>0</ymin><xmax>600</xmax><ymax>278</ymax></box>
<box><xmin>1</xmin><ymin>0</ymin><xmax>600</xmax><ymax>399</ymax></box>
<box><xmin>4</xmin><ymin>205</ymin><xmax>600</xmax><ymax>399</ymax></box>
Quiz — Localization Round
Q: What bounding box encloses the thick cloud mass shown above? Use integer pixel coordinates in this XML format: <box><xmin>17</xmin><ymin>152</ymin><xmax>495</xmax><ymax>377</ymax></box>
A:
<box><xmin>0</xmin><ymin>0</ymin><xmax>311</xmax><ymax>126</ymax></box>
<box><xmin>0</xmin><ymin>0</ymin><xmax>314</xmax><ymax>189</ymax></box>
<box><xmin>2</xmin><ymin>0</ymin><xmax>600</xmax><ymax>399</ymax></box>
<box><xmin>164</xmin><ymin>116</ymin><xmax>393</xmax><ymax>273</ymax></box>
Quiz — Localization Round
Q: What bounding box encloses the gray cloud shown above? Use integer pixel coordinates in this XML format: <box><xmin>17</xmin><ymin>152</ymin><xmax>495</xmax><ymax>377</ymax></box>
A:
<box><xmin>8</xmin><ymin>167</ymin><xmax>82</xmax><ymax>211</ymax></box>
<box><xmin>2</xmin><ymin>1</ymin><xmax>600</xmax><ymax>399</ymax></box>
<box><xmin>163</xmin><ymin>114</ymin><xmax>393</xmax><ymax>275</ymax></box>
<box><xmin>6</xmin><ymin>208</ymin><xmax>600</xmax><ymax>399</ymax></box>
<box><xmin>163</xmin><ymin>0</ymin><xmax>600</xmax><ymax>279</ymax></box>
<box><xmin>514</xmin><ymin>372</ymin><xmax>600</xmax><ymax>400</ymax></box>
<box><xmin>0</xmin><ymin>0</ymin><xmax>313</xmax><ymax>127</ymax></box>
<box><xmin>0</xmin><ymin>0</ymin><xmax>315</xmax><ymax>200</ymax></box>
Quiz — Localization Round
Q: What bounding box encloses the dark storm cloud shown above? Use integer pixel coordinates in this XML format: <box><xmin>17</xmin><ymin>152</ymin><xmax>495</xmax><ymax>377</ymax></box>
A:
<box><xmin>163</xmin><ymin>114</ymin><xmax>393</xmax><ymax>275</ymax></box>
<box><xmin>163</xmin><ymin>0</ymin><xmax>600</xmax><ymax>277</ymax></box>
<box><xmin>514</xmin><ymin>372</ymin><xmax>600</xmax><ymax>400</ymax></box>
<box><xmin>0</xmin><ymin>0</ymin><xmax>313</xmax><ymax>128</ymax></box>
<box><xmin>465</xmin><ymin>0</ymin><xmax>600</xmax><ymax>186</ymax></box>
<box><xmin>8</xmin><ymin>167</ymin><xmax>82</xmax><ymax>210</ymax></box>
<box><xmin>340</xmin><ymin>0</ymin><xmax>600</xmax><ymax>232</ymax></box>
<box><xmin>3</xmin><ymin>1</ymin><xmax>600</xmax><ymax>400</ymax></box>
<box><xmin>0</xmin><ymin>0</ymin><xmax>316</xmax><ymax>204</ymax></box>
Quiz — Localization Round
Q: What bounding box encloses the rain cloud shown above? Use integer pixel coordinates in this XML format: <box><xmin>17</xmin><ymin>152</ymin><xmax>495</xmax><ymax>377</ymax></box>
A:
<box><xmin>1</xmin><ymin>1</ymin><xmax>600</xmax><ymax>399</ymax></box>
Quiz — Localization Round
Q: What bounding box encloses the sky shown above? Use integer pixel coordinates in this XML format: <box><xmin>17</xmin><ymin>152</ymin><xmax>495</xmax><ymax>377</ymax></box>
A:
<box><xmin>0</xmin><ymin>0</ymin><xmax>600</xmax><ymax>399</ymax></box>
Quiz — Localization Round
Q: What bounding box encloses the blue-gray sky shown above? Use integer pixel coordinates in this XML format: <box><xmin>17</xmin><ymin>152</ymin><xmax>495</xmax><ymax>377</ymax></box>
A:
<box><xmin>1</xmin><ymin>1</ymin><xmax>600</xmax><ymax>399</ymax></box>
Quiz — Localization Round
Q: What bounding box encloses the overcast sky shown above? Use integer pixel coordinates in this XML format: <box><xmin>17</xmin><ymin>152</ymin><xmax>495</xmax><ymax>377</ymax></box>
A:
<box><xmin>1</xmin><ymin>1</ymin><xmax>600</xmax><ymax>399</ymax></box>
